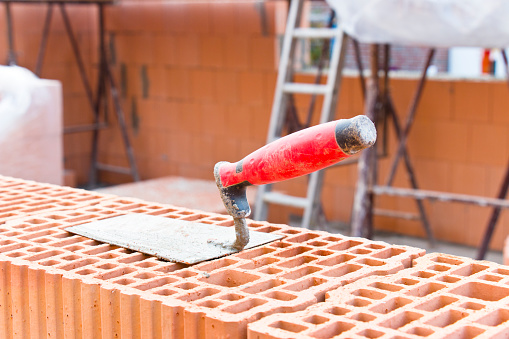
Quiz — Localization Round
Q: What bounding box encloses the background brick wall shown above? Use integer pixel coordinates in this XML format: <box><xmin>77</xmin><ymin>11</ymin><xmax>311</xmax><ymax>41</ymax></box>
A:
<box><xmin>0</xmin><ymin>1</ymin><xmax>508</xmax><ymax>250</ymax></box>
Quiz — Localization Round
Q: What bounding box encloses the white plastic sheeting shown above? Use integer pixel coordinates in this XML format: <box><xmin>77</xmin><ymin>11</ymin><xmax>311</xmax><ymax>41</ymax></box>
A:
<box><xmin>0</xmin><ymin>66</ymin><xmax>63</xmax><ymax>185</ymax></box>
<box><xmin>326</xmin><ymin>0</ymin><xmax>509</xmax><ymax>47</ymax></box>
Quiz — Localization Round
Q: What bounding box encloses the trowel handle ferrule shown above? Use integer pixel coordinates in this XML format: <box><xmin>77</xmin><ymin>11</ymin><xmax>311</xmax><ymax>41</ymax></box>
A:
<box><xmin>217</xmin><ymin>115</ymin><xmax>376</xmax><ymax>189</ymax></box>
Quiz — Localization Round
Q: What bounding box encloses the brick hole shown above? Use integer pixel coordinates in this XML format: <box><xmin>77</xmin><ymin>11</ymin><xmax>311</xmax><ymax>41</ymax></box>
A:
<box><xmin>258</xmin><ymin>267</ymin><xmax>282</xmax><ymax>275</ymax></box>
<box><xmin>202</xmin><ymin>269</ymin><xmax>260</xmax><ymax>287</ymax></box>
<box><xmin>179</xmin><ymin>214</ymin><xmax>204</xmax><ymax>221</ymax></box>
<box><xmin>216</xmin><ymin>220</ymin><xmax>235</xmax><ymax>227</ymax></box>
<box><xmin>311</xmin><ymin>249</ymin><xmax>334</xmax><ymax>257</ymax></box>
<box><xmin>58</xmin><ymin>202</ymin><xmax>76</xmax><ymax>207</ymax></box>
<box><xmin>316</xmin><ymin>254</ymin><xmax>356</xmax><ymax>266</ymax></box>
<box><xmin>286</xmin><ymin>233</ymin><xmax>320</xmax><ymax>243</ymax></box>
<box><xmin>76</xmin><ymin>269</ymin><xmax>97</xmax><ymax>275</ymax></box>
<box><xmin>263</xmin><ymin>290</ymin><xmax>297</xmax><ymax>301</ymax></box>
<box><xmin>235</xmin><ymin>247</ymin><xmax>275</xmax><ymax>260</ymax></box>
<box><xmin>61</xmin><ymin>254</ymin><xmax>80</xmax><ymax>261</ymax></box>
<box><xmin>326</xmin><ymin>306</ymin><xmax>350</xmax><ymax>316</ymax></box>
<box><xmin>380</xmin><ymin>311</ymin><xmax>423</xmax><ymax>329</ymax></box>
<box><xmin>133</xmin><ymin>277</ymin><xmax>177</xmax><ymax>291</ymax></box>
<box><xmin>355</xmin><ymin>258</ymin><xmax>385</xmax><ymax>266</ymax></box>
<box><xmin>26</xmin><ymin>219</ymin><xmax>48</xmax><ymax>224</ymax></box>
<box><xmin>60</xmin><ymin>258</ymin><xmax>98</xmax><ymax>271</ymax></box>
<box><xmin>352</xmin><ymin>289</ymin><xmax>387</xmax><ymax>300</ymax></box>
<box><xmin>308</xmin><ymin>241</ymin><xmax>328</xmax><ymax>247</ymax></box>
<box><xmin>365</xmin><ymin>243</ymin><xmax>386</xmax><ymax>250</ymax></box>
<box><xmin>347</xmin><ymin>298</ymin><xmax>372</xmax><ymax>307</ymax></box>
<box><xmin>427</xmin><ymin>264</ymin><xmax>451</xmax><ymax>272</ymax></box>
<box><xmin>173</xmin><ymin>270</ymin><xmax>197</xmax><ymax>278</ymax></box>
<box><xmin>4</xmin><ymin>231</ymin><xmax>22</xmax><ymax>237</ymax></box>
<box><xmin>406</xmin><ymin>327</ymin><xmax>434</xmax><ymax>337</ymax></box>
<box><xmin>406</xmin><ymin>282</ymin><xmax>446</xmax><ymax>297</ymax></box>
<box><xmin>476</xmin><ymin>309</ymin><xmax>509</xmax><ymax>326</ymax></box>
<box><xmin>0</xmin><ymin>213</ymin><xmax>18</xmax><ymax>219</ymax></box>
<box><xmin>491</xmin><ymin>268</ymin><xmax>509</xmax><ymax>276</ymax></box>
<box><xmin>450</xmin><ymin>282</ymin><xmax>509</xmax><ymax>301</ymax></box>
<box><xmin>321</xmin><ymin>264</ymin><xmax>362</xmax><ymax>278</ymax></box>
<box><xmin>0</xmin><ymin>228</ymin><xmax>10</xmax><ymax>233</ymax></box>
<box><xmin>25</xmin><ymin>205</ymin><xmax>57</xmax><ymax>213</ymax></box>
<box><xmin>436</xmin><ymin>275</ymin><xmax>461</xmax><ymax>283</ymax></box>
<box><xmin>412</xmin><ymin>271</ymin><xmax>436</xmax><ymax>278</ymax></box>
<box><xmin>53</xmin><ymin>236</ymin><xmax>87</xmax><ymax>247</ymax></box>
<box><xmin>415</xmin><ymin>295</ymin><xmax>458</xmax><ymax>312</ymax></box>
<box><xmin>0</xmin><ymin>240</ymin><xmax>14</xmax><ymax>245</ymax></box>
<box><xmin>113</xmin><ymin>278</ymin><xmax>136</xmax><ymax>286</ymax></box>
<box><xmin>82</xmin><ymin>240</ymin><xmax>104</xmax><ymax>247</ymax></box>
<box><xmin>131</xmin><ymin>209</ymin><xmax>148</xmax><ymax>213</ymax></box>
<box><xmin>221</xmin><ymin>298</ymin><xmax>267</xmax><ymax>314</ymax></box>
<box><xmin>51</xmin><ymin>232</ymin><xmax>75</xmax><ymax>239</ymax></box>
<box><xmin>328</xmin><ymin>239</ymin><xmax>363</xmax><ymax>251</ymax></box>
<box><xmin>175</xmin><ymin>282</ymin><xmax>199</xmax><ymax>290</ymax></box>
<box><xmin>370</xmin><ymin>297</ymin><xmax>413</xmax><ymax>314</ymax></box>
<box><xmin>26</xmin><ymin>250</ymin><xmax>64</xmax><ymax>261</ymax></box>
<box><xmin>447</xmin><ymin>326</ymin><xmax>485</xmax><ymax>339</ymax></box>
<box><xmin>275</xmin><ymin>246</ymin><xmax>313</xmax><ymax>258</ymax></box>
<box><xmin>154</xmin><ymin>289</ymin><xmax>177</xmax><ymax>296</ymax></box>
<box><xmin>242</xmin><ymin>278</ymin><xmax>286</xmax><ymax>293</ymax></box>
<box><xmin>177</xmin><ymin>287</ymin><xmax>220</xmax><ymax>302</ymax></box>
<box><xmin>240</xmin><ymin>258</ymin><xmax>278</xmax><ymax>272</ymax></box>
<box><xmin>26</xmin><ymin>247</ymin><xmax>47</xmax><ymax>253</ymax></box>
<box><xmin>450</xmin><ymin>263</ymin><xmax>489</xmax><ymax>277</ymax></box>
<box><xmin>350</xmin><ymin>312</ymin><xmax>377</xmax><ymax>322</ymax></box>
<box><xmin>39</xmin><ymin>259</ymin><xmax>61</xmax><ymax>266</ymax></box>
<box><xmin>269</xmin><ymin>320</ymin><xmax>307</xmax><ymax>333</ymax></box>
<box><xmin>96</xmin><ymin>267</ymin><xmax>136</xmax><ymax>280</ymax></box>
<box><xmin>269</xmin><ymin>241</ymin><xmax>292</xmax><ymax>248</ymax></box>
<box><xmin>431</xmin><ymin>255</ymin><xmax>464</xmax><ymax>266</ymax></box>
<box><xmin>322</xmin><ymin>236</ymin><xmax>343</xmax><ymax>242</ymax></box>
<box><xmin>278</xmin><ymin>255</ymin><xmax>317</xmax><ymax>268</ymax></box>
<box><xmin>309</xmin><ymin>321</ymin><xmax>355</xmax><ymax>338</ymax></box>
<box><xmin>0</xmin><ymin>243</ymin><xmax>30</xmax><ymax>253</ymax></box>
<box><xmin>282</xmin><ymin>266</ymin><xmax>322</xmax><ymax>280</ymax></box>
<box><xmin>284</xmin><ymin>277</ymin><xmax>328</xmax><ymax>292</ymax></box>
<box><xmin>194</xmin><ymin>299</ymin><xmax>223</xmax><ymax>308</ymax></box>
<box><xmin>282</xmin><ymin>229</ymin><xmax>300</xmax><ymax>235</ymax></box>
<box><xmin>357</xmin><ymin>329</ymin><xmax>385</xmax><ymax>338</ymax></box>
<box><xmin>155</xmin><ymin>263</ymin><xmax>189</xmax><ymax>273</ymax></box>
<box><xmin>97</xmin><ymin>263</ymin><xmax>118</xmax><ymax>270</ymax></box>
<box><xmin>195</xmin><ymin>258</ymin><xmax>239</xmax><ymax>272</ymax></box>
<box><xmin>426</xmin><ymin>309</ymin><xmax>468</xmax><ymax>327</ymax></box>
<box><xmin>253</xmin><ymin>225</ymin><xmax>281</xmax><ymax>233</ymax></box>
<box><xmin>135</xmin><ymin>261</ymin><xmax>157</xmax><ymax>268</ymax></box>
<box><xmin>118</xmin><ymin>253</ymin><xmax>151</xmax><ymax>264</ymax></box>
<box><xmin>303</xmin><ymin>315</ymin><xmax>329</xmax><ymax>325</ymax></box>
<box><xmin>98</xmin><ymin>253</ymin><xmax>119</xmax><ymax>260</ymax></box>
<box><xmin>479</xmin><ymin>274</ymin><xmax>503</xmax><ymax>282</ymax></box>
<box><xmin>218</xmin><ymin>293</ymin><xmax>243</xmax><ymax>301</ymax></box>
<box><xmin>133</xmin><ymin>272</ymin><xmax>157</xmax><ymax>280</ymax></box>
<box><xmin>64</xmin><ymin>245</ymin><xmax>85</xmax><ymax>252</ymax></box>
<box><xmin>46</xmin><ymin>215</ymin><xmax>67</xmax><ymax>220</ymax></box>
<box><xmin>396</xmin><ymin>278</ymin><xmax>420</xmax><ymax>286</ymax></box>
<box><xmin>369</xmin><ymin>282</ymin><xmax>403</xmax><ymax>292</ymax></box>
<box><xmin>33</xmin><ymin>238</ymin><xmax>51</xmax><ymax>244</ymax></box>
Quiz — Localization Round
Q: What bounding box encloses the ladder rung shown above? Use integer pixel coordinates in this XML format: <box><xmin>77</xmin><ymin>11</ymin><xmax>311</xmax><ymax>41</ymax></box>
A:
<box><xmin>96</xmin><ymin>163</ymin><xmax>132</xmax><ymax>175</ymax></box>
<box><xmin>283</xmin><ymin>83</ymin><xmax>329</xmax><ymax>95</ymax></box>
<box><xmin>293</xmin><ymin>28</ymin><xmax>337</xmax><ymax>39</ymax></box>
<box><xmin>262</xmin><ymin>192</ymin><xmax>308</xmax><ymax>209</ymax></box>
<box><xmin>374</xmin><ymin>208</ymin><xmax>420</xmax><ymax>221</ymax></box>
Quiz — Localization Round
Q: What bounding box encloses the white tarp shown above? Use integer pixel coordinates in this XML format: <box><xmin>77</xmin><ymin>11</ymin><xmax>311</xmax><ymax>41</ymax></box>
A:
<box><xmin>326</xmin><ymin>0</ymin><xmax>509</xmax><ymax>47</ymax></box>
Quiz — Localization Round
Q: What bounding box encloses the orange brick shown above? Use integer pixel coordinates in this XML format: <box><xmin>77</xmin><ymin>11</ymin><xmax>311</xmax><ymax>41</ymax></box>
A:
<box><xmin>214</xmin><ymin>71</ymin><xmax>240</xmax><ymax>104</ymax></box>
<box><xmin>468</xmin><ymin>123</ymin><xmax>509</xmax><ymax>166</ymax></box>
<box><xmin>239</xmin><ymin>71</ymin><xmax>267</xmax><ymax>105</ymax></box>
<box><xmin>165</xmin><ymin>67</ymin><xmax>191</xmax><ymax>100</ymax></box>
<box><xmin>416</xmin><ymin>79</ymin><xmax>453</xmax><ymax>122</ymax></box>
<box><xmin>153</xmin><ymin>34</ymin><xmax>177</xmax><ymax>66</ymax></box>
<box><xmin>175</xmin><ymin>34</ymin><xmax>200</xmax><ymax>67</ymax></box>
<box><xmin>449</xmin><ymin>163</ymin><xmax>487</xmax><ymax>196</ymax></box>
<box><xmin>186</xmin><ymin>3</ymin><xmax>211</xmax><ymax>34</ymax></box>
<box><xmin>491</xmin><ymin>81</ymin><xmax>509</xmax><ymax>125</ymax></box>
<box><xmin>200</xmin><ymin>35</ymin><xmax>225</xmax><ymax>69</ymax></box>
<box><xmin>200</xmin><ymin>102</ymin><xmax>226</xmax><ymax>138</ymax></box>
<box><xmin>452</xmin><ymin>81</ymin><xmax>491</xmax><ymax>123</ymax></box>
<box><xmin>224</xmin><ymin>35</ymin><xmax>250</xmax><ymax>70</ymax></box>
<box><xmin>250</xmin><ymin>36</ymin><xmax>276</xmax><ymax>71</ymax></box>
<box><xmin>234</xmin><ymin>2</ymin><xmax>263</xmax><ymax>35</ymax></box>
<box><xmin>210</xmin><ymin>2</ymin><xmax>236</xmax><ymax>34</ymax></box>
<box><xmin>190</xmin><ymin>69</ymin><xmax>215</xmax><ymax>102</ymax></box>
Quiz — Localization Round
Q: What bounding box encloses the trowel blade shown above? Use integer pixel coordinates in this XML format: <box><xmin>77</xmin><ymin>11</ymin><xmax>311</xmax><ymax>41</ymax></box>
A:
<box><xmin>66</xmin><ymin>213</ymin><xmax>283</xmax><ymax>264</ymax></box>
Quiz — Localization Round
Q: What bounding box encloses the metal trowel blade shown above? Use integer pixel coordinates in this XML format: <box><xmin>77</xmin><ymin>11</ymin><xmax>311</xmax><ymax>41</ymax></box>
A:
<box><xmin>66</xmin><ymin>213</ymin><xmax>283</xmax><ymax>264</ymax></box>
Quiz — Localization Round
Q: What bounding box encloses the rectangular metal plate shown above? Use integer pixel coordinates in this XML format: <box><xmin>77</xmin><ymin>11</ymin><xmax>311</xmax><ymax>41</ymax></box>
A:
<box><xmin>66</xmin><ymin>214</ymin><xmax>283</xmax><ymax>264</ymax></box>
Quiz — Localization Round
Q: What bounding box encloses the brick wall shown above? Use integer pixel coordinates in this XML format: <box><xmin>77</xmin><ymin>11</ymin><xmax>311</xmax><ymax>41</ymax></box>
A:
<box><xmin>1</xmin><ymin>1</ymin><xmax>508</xmax><ymax>250</ymax></box>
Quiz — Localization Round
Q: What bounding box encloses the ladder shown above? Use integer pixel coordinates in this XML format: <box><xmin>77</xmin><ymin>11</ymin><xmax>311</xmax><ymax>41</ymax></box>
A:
<box><xmin>253</xmin><ymin>0</ymin><xmax>347</xmax><ymax>228</ymax></box>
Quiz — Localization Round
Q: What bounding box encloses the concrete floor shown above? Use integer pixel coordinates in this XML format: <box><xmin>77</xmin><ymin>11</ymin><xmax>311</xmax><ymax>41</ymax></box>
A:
<box><xmin>96</xmin><ymin>176</ymin><xmax>504</xmax><ymax>265</ymax></box>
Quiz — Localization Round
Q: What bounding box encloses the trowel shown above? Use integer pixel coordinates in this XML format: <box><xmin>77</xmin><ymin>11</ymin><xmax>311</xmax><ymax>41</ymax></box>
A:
<box><xmin>67</xmin><ymin>115</ymin><xmax>376</xmax><ymax>264</ymax></box>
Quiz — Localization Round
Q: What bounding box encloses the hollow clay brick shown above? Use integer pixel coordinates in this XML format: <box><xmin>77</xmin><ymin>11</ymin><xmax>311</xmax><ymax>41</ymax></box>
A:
<box><xmin>0</xmin><ymin>178</ymin><xmax>427</xmax><ymax>338</ymax></box>
<box><xmin>248</xmin><ymin>253</ymin><xmax>509</xmax><ymax>339</ymax></box>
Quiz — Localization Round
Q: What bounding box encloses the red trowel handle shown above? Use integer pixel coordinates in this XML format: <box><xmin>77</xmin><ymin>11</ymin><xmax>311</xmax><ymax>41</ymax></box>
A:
<box><xmin>217</xmin><ymin>115</ymin><xmax>376</xmax><ymax>189</ymax></box>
